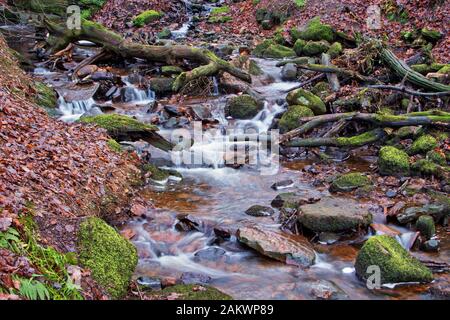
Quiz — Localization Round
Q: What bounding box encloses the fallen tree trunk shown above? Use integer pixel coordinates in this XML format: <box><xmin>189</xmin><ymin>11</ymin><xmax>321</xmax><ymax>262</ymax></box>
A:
<box><xmin>280</xmin><ymin>111</ymin><xmax>450</xmax><ymax>143</ymax></box>
<box><xmin>366</xmin><ymin>85</ymin><xmax>450</xmax><ymax>97</ymax></box>
<box><xmin>285</xmin><ymin>129</ymin><xmax>387</xmax><ymax>148</ymax></box>
<box><xmin>45</xmin><ymin>19</ymin><xmax>251</xmax><ymax>91</ymax></box>
<box><xmin>321</xmin><ymin>53</ymin><xmax>340</xmax><ymax>92</ymax></box>
<box><xmin>380</xmin><ymin>48</ymin><xmax>450</xmax><ymax>92</ymax></box>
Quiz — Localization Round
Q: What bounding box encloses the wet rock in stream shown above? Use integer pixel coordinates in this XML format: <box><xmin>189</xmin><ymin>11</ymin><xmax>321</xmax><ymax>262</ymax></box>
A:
<box><xmin>180</xmin><ymin>272</ymin><xmax>212</xmax><ymax>285</ymax></box>
<box><xmin>194</xmin><ymin>247</ymin><xmax>227</xmax><ymax>262</ymax></box>
<box><xmin>307</xmin><ymin>280</ymin><xmax>349</xmax><ymax>300</ymax></box>
<box><xmin>271</xmin><ymin>192</ymin><xmax>321</xmax><ymax>209</ymax></box>
<box><xmin>298</xmin><ymin>197</ymin><xmax>372</xmax><ymax>233</ymax></box>
<box><xmin>237</xmin><ymin>226</ymin><xmax>315</xmax><ymax>267</ymax></box>
<box><xmin>245</xmin><ymin>205</ymin><xmax>275</xmax><ymax>217</ymax></box>
<box><xmin>137</xmin><ymin>276</ymin><xmax>162</xmax><ymax>291</ymax></box>
<box><xmin>271</xmin><ymin>179</ymin><xmax>295</xmax><ymax>190</ymax></box>
<box><xmin>175</xmin><ymin>214</ymin><xmax>204</xmax><ymax>232</ymax></box>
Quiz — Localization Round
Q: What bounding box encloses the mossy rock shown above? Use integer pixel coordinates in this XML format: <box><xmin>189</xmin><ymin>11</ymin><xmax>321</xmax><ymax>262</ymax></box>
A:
<box><xmin>107</xmin><ymin>139</ymin><xmax>122</xmax><ymax>153</ymax></box>
<box><xmin>327</xmin><ymin>42</ymin><xmax>343</xmax><ymax>58</ymax></box>
<box><xmin>355</xmin><ymin>235</ymin><xmax>433</xmax><ymax>284</ymax></box>
<box><xmin>294</xmin><ymin>17</ymin><xmax>335</xmax><ymax>43</ymax></box>
<box><xmin>311</xmin><ymin>81</ymin><xmax>331</xmax><ymax>100</ymax></box>
<box><xmin>303</xmin><ymin>40</ymin><xmax>330</xmax><ymax>56</ymax></box>
<box><xmin>394</xmin><ymin>126</ymin><xmax>423</xmax><ymax>140</ymax></box>
<box><xmin>293</xmin><ymin>39</ymin><xmax>307</xmax><ymax>56</ymax></box>
<box><xmin>279</xmin><ymin>105</ymin><xmax>314</xmax><ymax>133</ymax></box>
<box><xmin>330</xmin><ymin>173</ymin><xmax>370</xmax><ymax>193</ymax></box>
<box><xmin>262</xmin><ymin>44</ymin><xmax>296</xmax><ymax>59</ymax></box>
<box><xmin>80</xmin><ymin>114</ymin><xmax>157</xmax><ymax>134</ymax></box>
<box><xmin>225</xmin><ymin>95</ymin><xmax>262</xmax><ymax>119</ymax></box>
<box><xmin>151</xmin><ymin>284</ymin><xmax>232</xmax><ymax>300</ymax></box>
<box><xmin>15</xmin><ymin>0</ymin><xmax>68</xmax><ymax>16</ymax></box>
<box><xmin>248</xmin><ymin>59</ymin><xmax>263</xmax><ymax>76</ymax></box>
<box><xmin>416</xmin><ymin>215</ymin><xmax>435</xmax><ymax>240</ymax></box>
<box><xmin>408</xmin><ymin>134</ymin><xmax>438</xmax><ymax>155</ymax></box>
<box><xmin>157</xmin><ymin>28</ymin><xmax>172</xmax><ymax>39</ymax></box>
<box><xmin>252</xmin><ymin>39</ymin><xmax>274</xmax><ymax>57</ymax></box>
<box><xmin>210</xmin><ymin>6</ymin><xmax>230</xmax><ymax>15</ymax></box>
<box><xmin>142</xmin><ymin>164</ymin><xmax>170</xmax><ymax>182</ymax></box>
<box><xmin>133</xmin><ymin>10</ymin><xmax>163</xmax><ymax>27</ymax></box>
<box><xmin>77</xmin><ymin>217</ymin><xmax>138</xmax><ymax>299</ymax></box>
<box><xmin>286</xmin><ymin>89</ymin><xmax>326</xmax><ymax>115</ymax></box>
<box><xmin>150</xmin><ymin>77</ymin><xmax>175</xmax><ymax>94</ymax></box>
<box><xmin>411</xmin><ymin>159</ymin><xmax>439</xmax><ymax>177</ymax></box>
<box><xmin>34</xmin><ymin>81</ymin><xmax>57</xmax><ymax>109</ymax></box>
<box><xmin>378</xmin><ymin>146</ymin><xmax>410</xmax><ymax>177</ymax></box>
<box><xmin>298</xmin><ymin>197</ymin><xmax>372</xmax><ymax>233</ymax></box>
<box><xmin>420</xmin><ymin>28</ymin><xmax>442</xmax><ymax>42</ymax></box>
<box><xmin>426</xmin><ymin>150</ymin><xmax>446</xmax><ymax>166</ymax></box>
<box><xmin>161</xmin><ymin>66</ymin><xmax>183</xmax><ymax>76</ymax></box>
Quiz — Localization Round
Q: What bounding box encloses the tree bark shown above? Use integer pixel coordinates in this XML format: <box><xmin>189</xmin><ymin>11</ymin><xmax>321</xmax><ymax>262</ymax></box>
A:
<box><xmin>45</xmin><ymin>19</ymin><xmax>251</xmax><ymax>91</ymax></box>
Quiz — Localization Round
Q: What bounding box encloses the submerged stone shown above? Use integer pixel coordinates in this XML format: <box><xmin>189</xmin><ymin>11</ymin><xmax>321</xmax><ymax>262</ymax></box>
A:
<box><xmin>298</xmin><ymin>197</ymin><xmax>372</xmax><ymax>233</ymax></box>
<box><xmin>355</xmin><ymin>235</ymin><xmax>433</xmax><ymax>284</ymax></box>
<box><xmin>237</xmin><ymin>226</ymin><xmax>315</xmax><ymax>267</ymax></box>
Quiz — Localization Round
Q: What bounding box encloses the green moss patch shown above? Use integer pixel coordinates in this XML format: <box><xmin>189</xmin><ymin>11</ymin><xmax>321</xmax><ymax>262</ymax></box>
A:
<box><xmin>426</xmin><ymin>150</ymin><xmax>446</xmax><ymax>166</ymax></box>
<box><xmin>262</xmin><ymin>44</ymin><xmax>296</xmax><ymax>59</ymax></box>
<box><xmin>279</xmin><ymin>105</ymin><xmax>314</xmax><ymax>133</ymax></box>
<box><xmin>293</xmin><ymin>17</ymin><xmax>335</xmax><ymax>43</ymax></box>
<box><xmin>80</xmin><ymin>114</ymin><xmax>157</xmax><ymax>134</ymax></box>
<box><xmin>409</xmin><ymin>134</ymin><xmax>438</xmax><ymax>155</ymax></box>
<box><xmin>302</xmin><ymin>40</ymin><xmax>330</xmax><ymax>56</ymax></box>
<box><xmin>355</xmin><ymin>235</ymin><xmax>433</xmax><ymax>284</ymax></box>
<box><xmin>107</xmin><ymin>139</ymin><xmax>122</xmax><ymax>153</ymax></box>
<box><xmin>411</xmin><ymin>159</ymin><xmax>439</xmax><ymax>177</ymax></box>
<box><xmin>133</xmin><ymin>10</ymin><xmax>163</xmax><ymax>27</ymax></box>
<box><xmin>78</xmin><ymin>217</ymin><xmax>138</xmax><ymax>299</ymax></box>
<box><xmin>142</xmin><ymin>164</ymin><xmax>170</xmax><ymax>182</ymax></box>
<box><xmin>378</xmin><ymin>146</ymin><xmax>410</xmax><ymax>176</ymax></box>
<box><xmin>34</xmin><ymin>81</ymin><xmax>57</xmax><ymax>109</ymax></box>
<box><xmin>327</xmin><ymin>42</ymin><xmax>343</xmax><ymax>58</ymax></box>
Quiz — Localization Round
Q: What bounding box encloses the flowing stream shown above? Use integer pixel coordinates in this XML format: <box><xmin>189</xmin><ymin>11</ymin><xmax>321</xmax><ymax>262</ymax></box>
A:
<box><xmin>21</xmin><ymin>21</ymin><xmax>446</xmax><ymax>300</ymax></box>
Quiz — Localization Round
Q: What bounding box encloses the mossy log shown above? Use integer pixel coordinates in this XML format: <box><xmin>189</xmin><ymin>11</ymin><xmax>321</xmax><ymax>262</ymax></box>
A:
<box><xmin>45</xmin><ymin>19</ymin><xmax>251</xmax><ymax>91</ymax></box>
<box><xmin>285</xmin><ymin>128</ymin><xmax>387</xmax><ymax>148</ymax></box>
<box><xmin>380</xmin><ymin>48</ymin><xmax>450</xmax><ymax>92</ymax></box>
<box><xmin>280</xmin><ymin>111</ymin><xmax>450</xmax><ymax>144</ymax></box>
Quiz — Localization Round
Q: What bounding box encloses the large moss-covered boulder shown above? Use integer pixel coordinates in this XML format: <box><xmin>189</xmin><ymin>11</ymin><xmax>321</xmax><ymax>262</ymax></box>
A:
<box><xmin>78</xmin><ymin>217</ymin><xmax>138</xmax><ymax>299</ymax></box>
<box><xmin>378</xmin><ymin>146</ymin><xmax>410</xmax><ymax>176</ymax></box>
<box><xmin>286</xmin><ymin>89</ymin><xmax>326</xmax><ymax>115</ymax></box>
<box><xmin>225</xmin><ymin>95</ymin><xmax>262</xmax><ymax>119</ymax></box>
<box><xmin>133</xmin><ymin>10</ymin><xmax>163</xmax><ymax>27</ymax></box>
<box><xmin>252</xmin><ymin>39</ymin><xmax>274</xmax><ymax>57</ymax></box>
<box><xmin>298</xmin><ymin>197</ymin><xmax>372</xmax><ymax>233</ymax></box>
<box><xmin>355</xmin><ymin>235</ymin><xmax>433</xmax><ymax>284</ymax></box>
<box><xmin>279</xmin><ymin>105</ymin><xmax>314</xmax><ymax>133</ymax></box>
<box><xmin>330</xmin><ymin>173</ymin><xmax>370</xmax><ymax>193</ymax></box>
<box><xmin>292</xmin><ymin>17</ymin><xmax>335</xmax><ymax>43</ymax></box>
<box><xmin>303</xmin><ymin>40</ymin><xmax>330</xmax><ymax>56</ymax></box>
<box><xmin>409</xmin><ymin>134</ymin><xmax>438</xmax><ymax>155</ymax></box>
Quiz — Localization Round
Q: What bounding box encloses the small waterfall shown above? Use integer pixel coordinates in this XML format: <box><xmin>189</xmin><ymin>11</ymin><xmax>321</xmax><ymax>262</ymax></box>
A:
<box><xmin>172</xmin><ymin>0</ymin><xmax>193</xmax><ymax>39</ymax></box>
<box><xmin>58</xmin><ymin>96</ymin><xmax>95</xmax><ymax>122</ymax></box>
<box><xmin>122</xmin><ymin>79</ymin><xmax>156</xmax><ymax>104</ymax></box>
<box><xmin>212</xmin><ymin>76</ymin><xmax>219</xmax><ymax>96</ymax></box>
